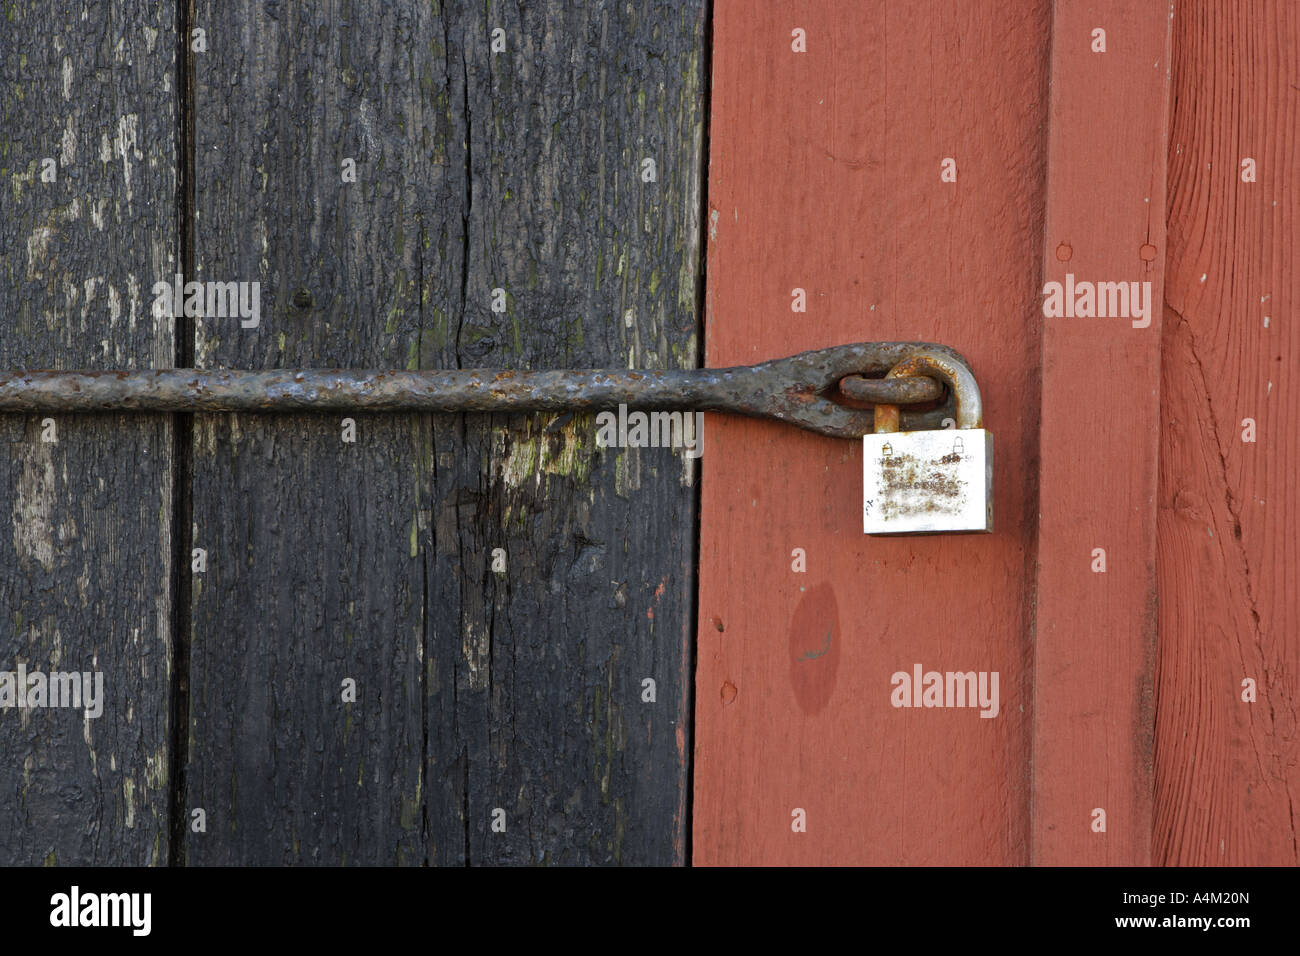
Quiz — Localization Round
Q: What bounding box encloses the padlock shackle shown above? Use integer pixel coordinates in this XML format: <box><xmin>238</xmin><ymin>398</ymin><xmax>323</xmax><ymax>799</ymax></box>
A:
<box><xmin>874</xmin><ymin>349</ymin><xmax>983</xmax><ymax>431</ymax></box>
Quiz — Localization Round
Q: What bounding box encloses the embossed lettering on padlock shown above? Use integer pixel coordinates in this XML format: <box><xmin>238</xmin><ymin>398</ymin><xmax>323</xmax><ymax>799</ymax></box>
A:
<box><xmin>862</xmin><ymin>349</ymin><xmax>992</xmax><ymax>535</ymax></box>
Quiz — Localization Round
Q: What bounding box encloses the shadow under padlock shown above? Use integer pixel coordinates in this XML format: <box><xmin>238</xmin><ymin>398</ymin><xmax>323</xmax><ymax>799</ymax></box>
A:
<box><xmin>862</xmin><ymin>349</ymin><xmax>993</xmax><ymax>535</ymax></box>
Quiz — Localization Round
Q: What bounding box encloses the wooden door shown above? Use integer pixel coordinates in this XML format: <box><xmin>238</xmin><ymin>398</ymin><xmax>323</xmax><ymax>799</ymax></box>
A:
<box><xmin>2</xmin><ymin>0</ymin><xmax>1295</xmax><ymax>868</ymax></box>
<box><xmin>693</xmin><ymin>0</ymin><xmax>1298</xmax><ymax>867</ymax></box>
<box><xmin>3</xmin><ymin>0</ymin><xmax>707</xmax><ymax>866</ymax></box>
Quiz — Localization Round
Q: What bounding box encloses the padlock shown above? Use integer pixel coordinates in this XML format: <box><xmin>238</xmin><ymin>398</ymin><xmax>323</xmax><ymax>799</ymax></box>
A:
<box><xmin>861</xmin><ymin>349</ymin><xmax>992</xmax><ymax>535</ymax></box>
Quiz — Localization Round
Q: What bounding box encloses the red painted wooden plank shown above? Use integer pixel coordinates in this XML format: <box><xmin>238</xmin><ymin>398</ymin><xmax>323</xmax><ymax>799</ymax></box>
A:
<box><xmin>694</xmin><ymin>0</ymin><xmax>1049</xmax><ymax>865</ymax></box>
<box><xmin>1156</xmin><ymin>0</ymin><xmax>1300</xmax><ymax>866</ymax></box>
<box><xmin>1031</xmin><ymin>1</ymin><xmax>1173</xmax><ymax>865</ymax></box>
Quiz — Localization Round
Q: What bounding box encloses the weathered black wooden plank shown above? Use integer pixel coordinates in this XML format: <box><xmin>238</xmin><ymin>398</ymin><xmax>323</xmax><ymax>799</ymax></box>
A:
<box><xmin>184</xmin><ymin>0</ymin><xmax>705</xmax><ymax>865</ymax></box>
<box><xmin>428</xmin><ymin>1</ymin><xmax>705</xmax><ymax>865</ymax></box>
<box><xmin>0</xmin><ymin>2</ymin><xmax>177</xmax><ymax>864</ymax></box>
<box><xmin>181</xmin><ymin>1</ymin><xmax>451</xmax><ymax>864</ymax></box>
<box><xmin>184</xmin><ymin>414</ymin><xmax>429</xmax><ymax>864</ymax></box>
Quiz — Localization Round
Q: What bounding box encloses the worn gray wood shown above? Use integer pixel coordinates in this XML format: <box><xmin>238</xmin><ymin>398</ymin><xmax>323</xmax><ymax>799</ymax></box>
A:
<box><xmin>181</xmin><ymin>0</ymin><xmax>443</xmax><ymax>864</ymax></box>
<box><xmin>428</xmin><ymin>2</ymin><xmax>705</xmax><ymax>866</ymax></box>
<box><xmin>184</xmin><ymin>0</ymin><xmax>705</xmax><ymax>864</ymax></box>
<box><xmin>0</xmin><ymin>2</ymin><xmax>177</xmax><ymax>865</ymax></box>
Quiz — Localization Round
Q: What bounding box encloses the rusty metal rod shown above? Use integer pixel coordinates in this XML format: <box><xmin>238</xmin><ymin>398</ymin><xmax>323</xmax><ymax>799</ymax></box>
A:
<box><xmin>838</xmin><ymin>373</ymin><xmax>943</xmax><ymax>405</ymax></box>
<box><xmin>0</xmin><ymin>342</ymin><xmax>973</xmax><ymax>439</ymax></box>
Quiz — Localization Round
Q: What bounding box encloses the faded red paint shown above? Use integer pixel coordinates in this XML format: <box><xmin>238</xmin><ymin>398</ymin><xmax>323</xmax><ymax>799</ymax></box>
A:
<box><xmin>694</xmin><ymin>0</ymin><xmax>1046</xmax><ymax>865</ymax></box>
<box><xmin>1031</xmin><ymin>0</ymin><xmax>1172</xmax><ymax>866</ymax></box>
<box><xmin>695</xmin><ymin>0</ymin><xmax>1295</xmax><ymax>868</ymax></box>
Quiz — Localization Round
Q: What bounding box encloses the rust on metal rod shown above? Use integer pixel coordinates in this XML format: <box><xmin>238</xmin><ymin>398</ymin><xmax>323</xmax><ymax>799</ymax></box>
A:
<box><xmin>0</xmin><ymin>342</ymin><xmax>976</xmax><ymax>439</ymax></box>
<box><xmin>838</xmin><ymin>373</ymin><xmax>942</xmax><ymax>405</ymax></box>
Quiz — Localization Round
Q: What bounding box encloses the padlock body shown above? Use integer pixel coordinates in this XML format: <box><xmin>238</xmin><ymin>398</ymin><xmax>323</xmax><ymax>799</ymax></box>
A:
<box><xmin>862</xmin><ymin>429</ymin><xmax>993</xmax><ymax>535</ymax></box>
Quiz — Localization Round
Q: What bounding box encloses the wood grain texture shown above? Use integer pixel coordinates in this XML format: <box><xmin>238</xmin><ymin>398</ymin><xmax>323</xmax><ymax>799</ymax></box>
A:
<box><xmin>425</xmin><ymin>2</ymin><xmax>704</xmax><ymax>865</ymax></box>
<box><xmin>181</xmin><ymin>0</ymin><xmax>443</xmax><ymax>867</ymax></box>
<box><xmin>1156</xmin><ymin>0</ymin><xmax>1299</xmax><ymax>865</ymax></box>
<box><xmin>0</xmin><ymin>1</ymin><xmax>177</xmax><ymax>864</ymax></box>
<box><xmin>183</xmin><ymin>0</ymin><xmax>704</xmax><ymax>865</ymax></box>
<box><xmin>1032</xmin><ymin>0</ymin><xmax>1173</xmax><ymax>866</ymax></box>
<box><xmin>694</xmin><ymin>0</ymin><xmax>1048</xmax><ymax>865</ymax></box>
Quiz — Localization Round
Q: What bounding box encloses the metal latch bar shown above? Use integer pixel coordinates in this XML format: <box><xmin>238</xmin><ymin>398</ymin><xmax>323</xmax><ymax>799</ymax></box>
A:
<box><xmin>0</xmin><ymin>342</ymin><xmax>973</xmax><ymax>440</ymax></box>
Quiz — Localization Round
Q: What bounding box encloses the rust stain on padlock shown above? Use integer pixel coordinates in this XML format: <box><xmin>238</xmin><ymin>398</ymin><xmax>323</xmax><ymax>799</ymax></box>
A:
<box><xmin>878</xmin><ymin>447</ymin><xmax>968</xmax><ymax>519</ymax></box>
<box><xmin>788</xmin><ymin>583</ymin><xmax>840</xmax><ymax>714</ymax></box>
